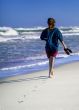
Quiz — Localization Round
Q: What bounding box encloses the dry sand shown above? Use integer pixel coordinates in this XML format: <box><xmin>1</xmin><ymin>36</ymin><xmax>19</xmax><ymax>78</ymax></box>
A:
<box><xmin>0</xmin><ymin>62</ymin><xmax>79</xmax><ymax>110</ymax></box>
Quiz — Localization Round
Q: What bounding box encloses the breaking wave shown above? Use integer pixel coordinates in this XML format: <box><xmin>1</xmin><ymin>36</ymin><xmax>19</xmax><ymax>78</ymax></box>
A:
<box><xmin>0</xmin><ymin>26</ymin><xmax>79</xmax><ymax>35</ymax></box>
<box><xmin>0</xmin><ymin>27</ymin><xmax>18</xmax><ymax>36</ymax></box>
<box><xmin>0</xmin><ymin>26</ymin><xmax>79</xmax><ymax>42</ymax></box>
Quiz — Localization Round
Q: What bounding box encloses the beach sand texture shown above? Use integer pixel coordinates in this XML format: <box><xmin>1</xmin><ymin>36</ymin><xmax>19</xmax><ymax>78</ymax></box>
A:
<box><xmin>0</xmin><ymin>62</ymin><xmax>79</xmax><ymax>110</ymax></box>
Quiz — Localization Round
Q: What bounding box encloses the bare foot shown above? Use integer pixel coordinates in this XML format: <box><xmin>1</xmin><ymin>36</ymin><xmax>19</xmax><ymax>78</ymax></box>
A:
<box><xmin>51</xmin><ymin>71</ymin><xmax>53</xmax><ymax>75</ymax></box>
<box><xmin>48</xmin><ymin>75</ymin><xmax>51</xmax><ymax>78</ymax></box>
<box><xmin>49</xmin><ymin>74</ymin><xmax>53</xmax><ymax>78</ymax></box>
<box><xmin>51</xmin><ymin>70</ymin><xmax>54</xmax><ymax>76</ymax></box>
<box><xmin>48</xmin><ymin>75</ymin><xmax>53</xmax><ymax>78</ymax></box>
<box><xmin>48</xmin><ymin>70</ymin><xmax>54</xmax><ymax>78</ymax></box>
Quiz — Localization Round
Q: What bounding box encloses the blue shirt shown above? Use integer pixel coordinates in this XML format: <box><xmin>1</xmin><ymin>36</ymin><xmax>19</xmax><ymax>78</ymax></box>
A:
<box><xmin>40</xmin><ymin>28</ymin><xmax>63</xmax><ymax>51</ymax></box>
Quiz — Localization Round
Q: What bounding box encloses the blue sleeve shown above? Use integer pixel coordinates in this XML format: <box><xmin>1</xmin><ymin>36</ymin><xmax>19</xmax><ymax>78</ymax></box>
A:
<box><xmin>56</xmin><ymin>28</ymin><xmax>63</xmax><ymax>42</ymax></box>
<box><xmin>40</xmin><ymin>29</ymin><xmax>48</xmax><ymax>41</ymax></box>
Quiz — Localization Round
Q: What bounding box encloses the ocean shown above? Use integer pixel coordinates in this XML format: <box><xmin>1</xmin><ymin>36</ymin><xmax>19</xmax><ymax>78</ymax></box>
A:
<box><xmin>0</xmin><ymin>26</ymin><xmax>79</xmax><ymax>78</ymax></box>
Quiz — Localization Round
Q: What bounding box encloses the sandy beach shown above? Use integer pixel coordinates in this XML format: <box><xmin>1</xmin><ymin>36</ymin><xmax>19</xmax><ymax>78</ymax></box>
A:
<box><xmin>0</xmin><ymin>61</ymin><xmax>79</xmax><ymax>110</ymax></box>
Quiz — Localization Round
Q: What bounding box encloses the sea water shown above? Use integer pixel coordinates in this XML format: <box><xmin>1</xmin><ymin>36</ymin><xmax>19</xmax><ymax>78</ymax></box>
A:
<box><xmin>0</xmin><ymin>26</ymin><xmax>79</xmax><ymax>78</ymax></box>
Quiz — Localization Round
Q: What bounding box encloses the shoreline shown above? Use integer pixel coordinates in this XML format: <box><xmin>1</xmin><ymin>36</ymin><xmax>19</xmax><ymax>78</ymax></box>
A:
<box><xmin>0</xmin><ymin>61</ymin><xmax>79</xmax><ymax>83</ymax></box>
<box><xmin>0</xmin><ymin>54</ymin><xmax>79</xmax><ymax>79</ymax></box>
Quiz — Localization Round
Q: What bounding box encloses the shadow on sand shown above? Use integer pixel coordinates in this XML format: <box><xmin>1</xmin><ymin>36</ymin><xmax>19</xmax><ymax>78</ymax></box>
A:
<box><xmin>0</xmin><ymin>76</ymin><xmax>49</xmax><ymax>84</ymax></box>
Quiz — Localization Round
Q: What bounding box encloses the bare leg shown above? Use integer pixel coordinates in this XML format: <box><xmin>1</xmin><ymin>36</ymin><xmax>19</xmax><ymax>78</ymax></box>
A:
<box><xmin>49</xmin><ymin>56</ymin><xmax>54</xmax><ymax>77</ymax></box>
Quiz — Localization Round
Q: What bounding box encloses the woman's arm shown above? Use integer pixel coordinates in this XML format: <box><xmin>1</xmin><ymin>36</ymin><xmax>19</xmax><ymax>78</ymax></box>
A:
<box><xmin>40</xmin><ymin>29</ymin><xmax>48</xmax><ymax>41</ymax></box>
<box><xmin>61</xmin><ymin>41</ymin><xmax>67</xmax><ymax>49</ymax></box>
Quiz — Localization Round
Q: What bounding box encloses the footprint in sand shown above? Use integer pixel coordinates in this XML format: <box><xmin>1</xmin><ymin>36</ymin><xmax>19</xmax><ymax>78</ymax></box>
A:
<box><xmin>17</xmin><ymin>94</ymin><xmax>26</xmax><ymax>103</ymax></box>
<box><xmin>18</xmin><ymin>100</ymin><xmax>24</xmax><ymax>103</ymax></box>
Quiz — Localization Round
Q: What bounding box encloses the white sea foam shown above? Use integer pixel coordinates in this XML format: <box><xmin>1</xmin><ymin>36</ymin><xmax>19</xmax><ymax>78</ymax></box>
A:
<box><xmin>1</xmin><ymin>60</ymin><xmax>48</xmax><ymax>71</ymax></box>
<box><xmin>62</xmin><ymin>33</ymin><xmax>79</xmax><ymax>36</ymax></box>
<box><xmin>0</xmin><ymin>27</ymin><xmax>18</xmax><ymax>36</ymax></box>
<box><xmin>60</xmin><ymin>26</ymin><xmax>79</xmax><ymax>36</ymax></box>
<box><xmin>15</xmin><ymin>26</ymin><xmax>45</xmax><ymax>31</ymax></box>
<box><xmin>0</xmin><ymin>36</ymin><xmax>21</xmax><ymax>42</ymax></box>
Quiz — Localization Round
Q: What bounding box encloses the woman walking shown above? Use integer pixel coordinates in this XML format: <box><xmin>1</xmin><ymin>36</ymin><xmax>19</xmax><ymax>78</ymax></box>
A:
<box><xmin>40</xmin><ymin>18</ymin><xmax>72</xmax><ymax>78</ymax></box>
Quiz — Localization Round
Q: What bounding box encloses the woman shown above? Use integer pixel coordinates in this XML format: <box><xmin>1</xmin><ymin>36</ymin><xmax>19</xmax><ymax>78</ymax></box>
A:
<box><xmin>40</xmin><ymin>18</ymin><xmax>71</xmax><ymax>78</ymax></box>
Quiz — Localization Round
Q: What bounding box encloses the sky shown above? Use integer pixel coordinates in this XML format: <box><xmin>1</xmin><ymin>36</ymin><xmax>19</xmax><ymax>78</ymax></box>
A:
<box><xmin>0</xmin><ymin>0</ymin><xmax>79</xmax><ymax>27</ymax></box>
